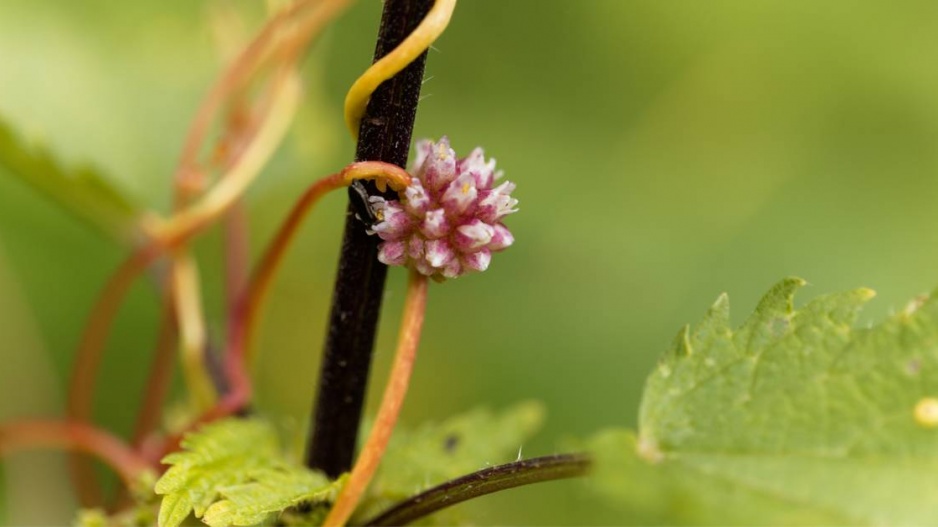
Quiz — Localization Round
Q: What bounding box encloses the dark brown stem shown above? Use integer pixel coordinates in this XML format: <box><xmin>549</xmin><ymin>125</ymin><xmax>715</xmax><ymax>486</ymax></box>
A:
<box><xmin>305</xmin><ymin>0</ymin><xmax>431</xmax><ymax>477</ymax></box>
<box><xmin>359</xmin><ymin>453</ymin><xmax>593</xmax><ymax>526</ymax></box>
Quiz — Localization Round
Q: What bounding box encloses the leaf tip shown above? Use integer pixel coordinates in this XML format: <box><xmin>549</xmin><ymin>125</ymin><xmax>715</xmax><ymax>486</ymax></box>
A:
<box><xmin>697</xmin><ymin>293</ymin><xmax>731</xmax><ymax>332</ymax></box>
<box><xmin>753</xmin><ymin>277</ymin><xmax>806</xmax><ymax>318</ymax></box>
<box><xmin>670</xmin><ymin>325</ymin><xmax>692</xmax><ymax>357</ymax></box>
<box><xmin>712</xmin><ymin>292</ymin><xmax>730</xmax><ymax>311</ymax></box>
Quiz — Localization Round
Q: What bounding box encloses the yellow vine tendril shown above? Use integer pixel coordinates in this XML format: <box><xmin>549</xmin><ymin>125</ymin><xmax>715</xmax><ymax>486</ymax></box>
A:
<box><xmin>154</xmin><ymin>70</ymin><xmax>302</xmax><ymax>246</ymax></box>
<box><xmin>67</xmin><ymin>0</ymin><xmax>352</xmax><ymax>506</ymax></box>
<box><xmin>343</xmin><ymin>0</ymin><xmax>457</xmax><ymax>139</ymax></box>
<box><xmin>171</xmin><ymin>253</ymin><xmax>216</xmax><ymax>411</ymax></box>
<box><xmin>63</xmin><ymin>0</ymin><xmax>455</xmax><ymax>509</ymax></box>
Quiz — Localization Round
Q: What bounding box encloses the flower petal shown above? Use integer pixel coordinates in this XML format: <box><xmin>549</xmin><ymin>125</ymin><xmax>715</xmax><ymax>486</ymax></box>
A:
<box><xmin>403</xmin><ymin>179</ymin><xmax>431</xmax><ymax>216</ymax></box>
<box><xmin>425</xmin><ymin>239</ymin><xmax>456</xmax><ymax>268</ymax></box>
<box><xmin>420</xmin><ymin>136</ymin><xmax>457</xmax><ymax>192</ymax></box>
<box><xmin>377</xmin><ymin>241</ymin><xmax>407</xmax><ymax>266</ymax></box>
<box><xmin>441</xmin><ymin>173</ymin><xmax>478</xmax><ymax>217</ymax></box>
<box><xmin>372</xmin><ymin>201</ymin><xmax>413</xmax><ymax>241</ymax></box>
<box><xmin>462</xmin><ymin>248</ymin><xmax>492</xmax><ymax>273</ymax></box>
<box><xmin>488</xmin><ymin>223</ymin><xmax>515</xmax><ymax>251</ymax></box>
<box><xmin>457</xmin><ymin>147</ymin><xmax>496</xmax><ymax>189</ymax></box>
<box><xmin>454</xmin><ymin>219</ymin><xmax>495</xmax><ymax>252</ymax></box>
<box><xmin>477</xmin><ymin>181</ymin><xmax>518</xmax><ymax>222</ymax></box>
<box><xmin>420</xmin><ymin>208</ymin><xmax>450</xmax><ymax>239</ymax></box>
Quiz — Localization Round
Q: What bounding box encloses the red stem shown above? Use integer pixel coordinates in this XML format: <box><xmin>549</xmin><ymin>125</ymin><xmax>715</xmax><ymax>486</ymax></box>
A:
<box><xmin>152</xmin><ymin>162</ymin><xmax>409</xmax><ymax>462</ymax></box>
<box><xmin>67</xmin><ymin>245</ymin><xmax>161</xmax><ymax>505</ymax></box>
<box><xmin>1</xmin><ymin>420</ymin><xmax>153</xmax><ymax>489</ymax></box>
<box><xmin>224</xmin><ymin>200</ymin><xmax>251</xmax><ymax>327</ymax></box>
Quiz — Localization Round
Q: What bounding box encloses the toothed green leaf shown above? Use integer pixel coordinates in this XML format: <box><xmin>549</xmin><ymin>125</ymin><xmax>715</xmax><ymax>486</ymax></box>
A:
<box><xmin>202</xmin><ymin>471</ymin><xmax>343</xmax><ymax>527</ymax></box>
<box><xmin>591</xmin><ymin>278</ymin><xmax>938</xmax><ymax>524</ymax></box>
<box><xmin>0</xmin><ymin>115</ymin><xmax>144</xmax><ymax>243</ymax></box>
<box><xmin>155</xmin><ymin>418</ymin><xmax>337</xmax><ymax>527</ymax></box>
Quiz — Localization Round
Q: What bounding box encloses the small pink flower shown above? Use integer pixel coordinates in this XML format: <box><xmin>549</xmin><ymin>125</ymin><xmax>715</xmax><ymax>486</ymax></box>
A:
<box><xmin>370</xmin><ymin>137</ymin><xmax>517</xmax><ymax>279</ymax></box>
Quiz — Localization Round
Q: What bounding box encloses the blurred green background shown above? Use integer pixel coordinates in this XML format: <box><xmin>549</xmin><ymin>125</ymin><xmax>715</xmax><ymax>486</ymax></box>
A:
<box><xmin>2</xmin><ymin>1</ymin><xmax>938</xmax><ymax>524</ymax></box>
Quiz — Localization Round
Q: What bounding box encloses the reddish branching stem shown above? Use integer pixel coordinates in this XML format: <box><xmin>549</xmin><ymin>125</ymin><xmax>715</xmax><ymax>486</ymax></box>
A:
<box><xmin>223</xmin><ymin>201</ymin><xmax>251</xmax><ymax>327</ymax></box>
<box><xmin>151</xmin><ymin>162</ymin><xmax>410</xmax><ymax>462</ymax></box>
<box><xmin>1</xmin><ymin>421</ymin><xmax>153</xmax><ymax>489</ymax></box>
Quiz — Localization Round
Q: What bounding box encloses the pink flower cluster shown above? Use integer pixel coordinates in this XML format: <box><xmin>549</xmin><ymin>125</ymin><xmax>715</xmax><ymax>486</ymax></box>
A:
<box><xmin>370</xmin><ymin>137</ymin><xmax>517</xmax><ymax>279</ymax></box>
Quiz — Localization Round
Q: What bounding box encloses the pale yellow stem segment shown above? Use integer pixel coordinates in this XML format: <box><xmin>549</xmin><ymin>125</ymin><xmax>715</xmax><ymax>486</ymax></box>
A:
<box><xmin>344</xmin><ymin>0</ymin><xmax>457</xmax><ymax>139</ymax></box>
<box><xmin>171</xmin><ymin>253</ymin><xmax>217</xmax><ymax>411</ymax></box>
<box><xmin>322</xmin><ymin>270</ymin><xmax>429</xmax><ymax>527</ymax></box>
<box><xmin>154</xmin><ymin>69</ymin><xmax>301</xmax><ymax>246</ymax></box>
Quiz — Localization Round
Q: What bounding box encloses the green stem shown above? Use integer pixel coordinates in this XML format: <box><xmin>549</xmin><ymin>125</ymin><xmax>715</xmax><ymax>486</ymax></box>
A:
<box><xmin>359</xmin><ymin>453</ymin><xmax>592</xmax><ymax>526</ymax></box>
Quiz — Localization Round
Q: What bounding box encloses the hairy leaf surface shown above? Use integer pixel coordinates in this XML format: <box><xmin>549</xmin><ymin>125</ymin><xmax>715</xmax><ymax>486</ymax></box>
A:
<box><xmin>592</xmin><ymin>278</ymin><xmax>938</xmax><ymax>524</ymax></box>
<box><xmin>155</xmin><ymin>419</ymin><xmax>337</xmax><ymax>527</ymax></box>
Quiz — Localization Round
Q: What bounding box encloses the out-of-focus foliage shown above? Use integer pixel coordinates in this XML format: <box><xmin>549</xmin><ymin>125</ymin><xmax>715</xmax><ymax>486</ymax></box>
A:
<box><xmin>587</xmin><ymin>279</ymin><xmax>938</xmax><ymax>524</ymax></box>
<box><xmin>0</xmin><ymin>116</ymin><xmax>144</xmax><ymax>244</ymax></box>
<box><xmin>2</xmin><ymin>1</ymin><xmax>938</xmax><ymax>524</ymax></box>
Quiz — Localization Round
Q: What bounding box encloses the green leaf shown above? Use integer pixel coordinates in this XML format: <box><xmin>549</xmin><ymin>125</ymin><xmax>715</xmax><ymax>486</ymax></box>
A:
<box><xmin>357</xmin><ymin>401</ymin><xmax>545</xmax><ymax>523</ymax></box>
<box><xmin>202</xmin><ymin>471</ymin><xmax>343</xmax><ymax>527</ymax></box>
<box><xmin>0</xmin><ymin>115</ymin><xmax>145</xmax><ymax>243</ymax></box>
<box><xmin>73</xmin><ymin>509</ymin><xmax>108</xmax><ymax>527</ymax></box>
<box><xmin>155</xmin><ymin>418</ymin><xmax>338</xmax><ymax>527</ymax></box>
<box><xmin>593</xmin><ymin>278</ymin><xmax>938</xmax><ymax>524</ymax></box>
<box><xmin>73</xmin><ymin>503</ymin><xmax>156</xmax><ymax>527</ymax></box>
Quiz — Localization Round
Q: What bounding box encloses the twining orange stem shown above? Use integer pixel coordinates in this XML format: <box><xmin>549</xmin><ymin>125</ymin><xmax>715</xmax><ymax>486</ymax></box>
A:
<box><xmin>173</xmin><ymin>0</ymin><xmax>351</xmax><ymax>197</ymax></box>
<box><xmin>322</xmin><ymin>270</ymin><xmax>428</xmax><ymax>527</ymax></box>
<box><xmin>1</xmin><ymin>420</ymin><xmax>153</xmax><ymax>489</ymax></box>
<box><xmin>149</xmin><ymin>162</ymin><xmax>412</xmax><ymax>462</ymax></box>
<box><xmin>66</xmin><ymin>246</ymin><xmax>161</xmax><ymax>505</ymax></box>
<box><xmin>225</xmin><ymin>171</ymin><xmax>346</xmax><ymax>384</ymax></box>
<box><xmin>224</xmin><ymin>201</ymin><xmax>250</xmax><ymax>324</ymax></box>
<box><xmin>67</xmin><ymin>62</ymin><xmax>300</xmax><ymax>506</ymax></box>
<box><xmin>226</xmin><ymin>161</ymin><xmax>411</xmax><ymax>377</ymax></box>
<box><xmin>63</xmin><ymin>0</ymin><xmax>355</xmax><ymax>506</ymax></box>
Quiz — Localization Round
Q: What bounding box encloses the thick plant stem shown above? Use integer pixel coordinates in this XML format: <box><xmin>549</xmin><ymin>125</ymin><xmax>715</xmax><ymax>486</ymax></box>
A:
<box><xmin>306</xmin><ymin>0</ymin><xmax>432</xmax><ymax>478</ymax></box>
<box><xmin>322</xmin><ymin>270</ymin><xmax>428</xmax><ymax>527</ymax></box>
<box><xmin>361</xmin><ymin>454</ymin><xmax>593</xmax><ymax>527</ymax></box>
